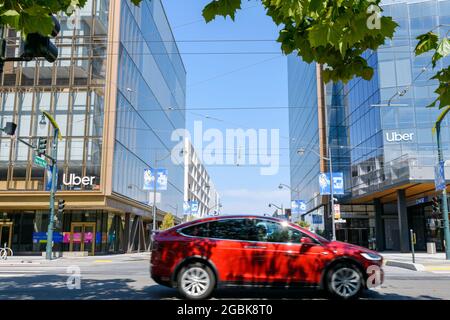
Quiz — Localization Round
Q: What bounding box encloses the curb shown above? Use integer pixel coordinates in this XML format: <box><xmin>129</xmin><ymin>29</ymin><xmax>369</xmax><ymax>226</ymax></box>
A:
<box><xmin>385</xmin><ymin>260</ymin><xmax>426</xmax><ymax>271</ymax></box>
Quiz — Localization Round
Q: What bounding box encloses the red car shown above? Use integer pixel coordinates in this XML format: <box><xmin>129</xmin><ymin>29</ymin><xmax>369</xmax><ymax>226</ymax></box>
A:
<box><xmin>150</xmin><ymin>215</ymin><xmax>384</xmax><ymax>299</ymax></box>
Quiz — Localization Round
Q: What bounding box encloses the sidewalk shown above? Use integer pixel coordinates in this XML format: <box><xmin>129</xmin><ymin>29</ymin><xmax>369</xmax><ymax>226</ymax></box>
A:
<box><xmin>381</xmin><ymin>252</ymin><xmax>450</xmax><ymax>272</ymax></box>
<box><xmin>0</xmin><ymin>252</ymin><xmax>150</xmax><ymax>267</ymax></box>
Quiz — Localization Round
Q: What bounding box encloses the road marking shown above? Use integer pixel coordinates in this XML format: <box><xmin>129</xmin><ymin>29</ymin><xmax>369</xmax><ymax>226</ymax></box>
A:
<box><xmin>425</xmin><ymin>266</ymin><xmax>450</xmax><ymax>272</ymax></box>
<box><xmin>94</xmin><ymin>260</ymin><xmax>113</xmax><ymax>263</ymax></box>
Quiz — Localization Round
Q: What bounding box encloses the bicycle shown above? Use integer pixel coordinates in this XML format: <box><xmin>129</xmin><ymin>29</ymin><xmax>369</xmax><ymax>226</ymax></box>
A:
<box><xmin>0</xmin><ymin>243</ymin><xmax>13</xmax><ymax>260</ymax></box>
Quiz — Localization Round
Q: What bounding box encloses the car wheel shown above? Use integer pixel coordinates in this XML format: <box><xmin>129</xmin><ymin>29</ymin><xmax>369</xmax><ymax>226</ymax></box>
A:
<box><xmin>326</xmin><ymin>263</ymin><xmax>363</xmax><ymax>299</ymax></box>
<box><xmin>177</xmin><ymin>262</ymin><xmax>215</xmax><ymax>300</ymax></box>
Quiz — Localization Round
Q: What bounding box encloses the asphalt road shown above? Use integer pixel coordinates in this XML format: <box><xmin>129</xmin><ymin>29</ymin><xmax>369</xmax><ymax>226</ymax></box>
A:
<box><xmin>0</xmin><ymin>257</ymin><xmax>450</xmax><ymax>300</ymax></box>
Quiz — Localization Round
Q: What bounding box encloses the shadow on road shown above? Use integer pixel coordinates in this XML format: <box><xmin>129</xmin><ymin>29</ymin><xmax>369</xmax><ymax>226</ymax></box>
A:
<box><xmin>0</xmin><ymin>275</ymin><xmax>444</xmax><ymax>300</ymax></box>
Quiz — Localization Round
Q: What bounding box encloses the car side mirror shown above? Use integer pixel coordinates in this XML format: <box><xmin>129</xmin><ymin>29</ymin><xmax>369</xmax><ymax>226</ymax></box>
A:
<box><xmin>300</xmin><ymin>237</ymin><xmax>314</xmax><ymax>245</ymax></box>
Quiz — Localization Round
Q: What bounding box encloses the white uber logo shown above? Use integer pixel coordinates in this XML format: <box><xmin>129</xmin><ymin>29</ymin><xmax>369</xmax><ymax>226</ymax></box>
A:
<box><xmin>385</xmin><ymin>132</ymin><xmax>414</xmax><ymax>143</ymax></box>
<box><xmin>63</xmin><ymin>173</ymin><xmax>95</xmax><ymax>187</ymax></box>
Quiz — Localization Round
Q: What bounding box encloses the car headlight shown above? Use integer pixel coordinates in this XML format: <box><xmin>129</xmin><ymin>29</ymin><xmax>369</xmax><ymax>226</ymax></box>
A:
<box><xmin>361</xmin><ymin>252</ymin><xmax>382</xmax><ymax>261</ymax></box>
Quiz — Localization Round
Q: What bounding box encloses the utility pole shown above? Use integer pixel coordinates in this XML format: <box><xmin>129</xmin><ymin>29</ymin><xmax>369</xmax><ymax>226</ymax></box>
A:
<box><xmin>436</xmin><ymin>121</ymin><xmax>450</xmax><ymax>260</ymax></box>
<box><xmin>41</xmin><ymin>112</ymin><xmax>61</xmax><ymax>260</ymax></box>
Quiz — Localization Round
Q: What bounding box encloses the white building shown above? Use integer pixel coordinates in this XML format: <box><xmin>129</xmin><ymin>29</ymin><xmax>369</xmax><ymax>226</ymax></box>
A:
<box><xmin>184</xmin><ymin>139</ymin><xmax>221</xmax><ymax>218</ymax></box>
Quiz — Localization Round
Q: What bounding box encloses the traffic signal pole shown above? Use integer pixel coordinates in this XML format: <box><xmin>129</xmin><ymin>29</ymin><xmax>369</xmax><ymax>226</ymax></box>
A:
<box><xmin>45</xmin><ymin>126</ymin><xmax>59</xmax><ymax>260</ymax></box>
<box><xmin>436</xmin><ymin>122</ymin><xmax>450</xmax><ymax>260</ymax></box>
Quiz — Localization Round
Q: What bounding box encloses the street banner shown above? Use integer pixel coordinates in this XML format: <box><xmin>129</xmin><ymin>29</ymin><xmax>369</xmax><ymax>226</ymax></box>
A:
<box><xmin>435</xmin><ymin>161</ymin><xmax>446</xmax><ymax>191</ymax></box>
<box><xmin>45</xmin><ymin>165</ymin><xmax>58</xmax><ymax>191</ymax></box>
<box><xmin>291</xmin><ymin>200</ymin><xmax>307</xmax><ymax>215</ymax></box>
<box><xmin>143</xmin><ymin>168</ymin><xmax>168</xmax><ymax>191</ymax></box>
<box><xmin>312</xmin><ymin>214</ymin><xmax>323</xmax><ymax>224</ymax></box>
<box><xmin>183</xmin><ymin>202</ymin><xmax>191</xmax><ymax>216</ymax></box>
<box><xmin>190</xmin><ymin>201</ymin><xmax>199</xmax><ymax>215</ymax></box>
<box><xmin>183</xmin><ymin>201</ymin><xmax>199</xmax><ymax>216</ymax></box>
<box><xmin>334</xmin><ymin>204</ymin><xmax>341</xmax><ymax>220</ymax></box>
<box><xmin>319</xmin><ymin>172</ymin><xmax>344</xmax><ymax>195</ymax></box>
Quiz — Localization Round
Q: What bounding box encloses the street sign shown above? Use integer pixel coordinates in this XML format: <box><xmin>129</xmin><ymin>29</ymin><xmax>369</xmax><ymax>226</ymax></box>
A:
<box><xmin>291</xmin><ymin>200</ymin><xmax>307</xmax><ymax>215</ymax></box>
<box><xmin>33</xmin><ymin>155</ymin><xmax>47</xmax><ymax>168</ymax></box>
<box><xmin>319</xmin><ymin>172</ymin><xmax>344</xmax><ymax>195</ymax></box>
<box><xmin>435</xmin><ymin>161</ymin><xmax>446</xmax><ymax>191</ymax></box>
<box><xmin>335</xmin><ymin>219</ymin><xmax>347</xmax><ymax>224</ymax></box>
<box><xmin>334</xmin><ymin>204</ymin><xmax>341</xmax><ymax>220</ymax></box>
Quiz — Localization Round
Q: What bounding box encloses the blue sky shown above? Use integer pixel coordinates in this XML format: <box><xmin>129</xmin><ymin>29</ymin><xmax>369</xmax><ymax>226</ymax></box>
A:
<box><xmin>162</xmin><ymin>0</ymin><xmax>291</xmax><ymax>215</ymax></box>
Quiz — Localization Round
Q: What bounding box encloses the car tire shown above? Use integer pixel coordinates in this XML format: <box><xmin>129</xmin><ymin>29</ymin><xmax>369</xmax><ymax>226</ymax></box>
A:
<box><xmin>325</xmin><ymin>263</ymin><xmax>364</xmax><ymax>300</ymax></box>
<box><xmin>177</xmin><ymin>262</ymin><xmax>216</xmax><ymax>300</ymax></box>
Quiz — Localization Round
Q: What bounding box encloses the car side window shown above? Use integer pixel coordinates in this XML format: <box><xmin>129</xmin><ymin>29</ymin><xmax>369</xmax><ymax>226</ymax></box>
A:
<box><xmin>180</xmin><ymin>222</ymin><xmax>210</xmax><ymax>238</ymax></box>
<box><xmin>181</xmin><ymin>219</ymin><xmax>255</xmax><ymax>241</ymax></box>
<box><xmin>208</xmin><ymin>219</ymin><xmax>254</xmax><ymax>241</ymax></box>
<box><xmin>253</xmin><ymin>219</ymin><xmax>310</xmax><ymax>244</ymax></box>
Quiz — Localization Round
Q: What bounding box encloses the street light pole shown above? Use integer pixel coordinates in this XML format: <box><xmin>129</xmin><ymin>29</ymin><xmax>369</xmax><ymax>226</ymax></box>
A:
<box><xmin>436</xmin><ymin>121</ymin><xmax>450</xmax><ymax>260</ymax></box>
<box><xmin>152</xmin><ymin>154</ymin><xmax>158</xmax><ymax>233</ymax></box>
<box><xmin>297</xmin><ymin>147</ymin><xmax>336</xmax><ymax>240</ymax></box>
<box><xmin>328</xmin><ymin>146</ymin><xmax>336</xmax><ymax>241</ymax></box>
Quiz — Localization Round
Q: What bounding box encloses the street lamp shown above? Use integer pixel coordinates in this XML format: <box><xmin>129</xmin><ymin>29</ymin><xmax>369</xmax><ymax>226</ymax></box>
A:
<box><xmin>278</xmin><ymin>183</ymin><xmax>301</xmax><ymax>198</ymax></box>
<box><xmin>207</xmin><ymin>203</ymin><xmax>222</xmax><ymax>216</ymax></box>
<box><xmin>268</xmin><ymin>203</ymin><xmax>283</xmax><ymax>217</ymax></box>
<box><xmin>297</xmin><ymin>147</ymin><xmax>337</xmax><ymax>241</ymax></box>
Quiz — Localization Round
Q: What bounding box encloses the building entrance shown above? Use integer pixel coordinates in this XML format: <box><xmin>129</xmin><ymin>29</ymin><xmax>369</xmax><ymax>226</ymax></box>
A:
<box><xmin>69</xmin><ymin>222</ymin><xmax>96</xmax><ymax>256</ymax></box>
<box><xmin>0</xmin><ymin>222</ymin><xmax>13</xmax><ymax>249</ymax></box>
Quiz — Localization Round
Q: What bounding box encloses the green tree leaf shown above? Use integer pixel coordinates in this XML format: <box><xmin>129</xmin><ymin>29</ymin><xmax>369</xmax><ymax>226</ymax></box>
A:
<box><xmin>203</xmin><ymin>0</ymin><xmax>242</xmax><ymax>23</ymax></box>
<box><xmin>415</xmin><ymin>32</ymin><xmax>439</xmax><ymax>56</ymax></box>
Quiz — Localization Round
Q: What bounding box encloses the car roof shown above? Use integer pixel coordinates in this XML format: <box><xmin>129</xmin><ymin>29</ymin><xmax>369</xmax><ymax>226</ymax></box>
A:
<box><xmin>173</xmin><ymin>215</ymin><xmax>294</xmax><ymax>229</ymax></box>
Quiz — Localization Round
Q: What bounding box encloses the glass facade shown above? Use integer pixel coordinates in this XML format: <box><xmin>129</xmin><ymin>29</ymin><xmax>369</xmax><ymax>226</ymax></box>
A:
<box><xmin>0</xmin><ymin>0</ymin><xmax>107</xmax><ymax>192</ymax></box>
<box><xmin>0</xmin><ymin>0</ymin><xmax>185</xmax><ymax>254</ymax></box>
<box><xmin>288</xmin><ymin>0</ymin><xmax>450</xmax><ymax>249</ymax></box>
<box><xmin>113</xmin><ymin>0</ymin><xmax>186</xmax><ymax>213</ymax></box>
<box><xmin>287</xmin><ymin>57</ymin><xmax>325</xmax><ymax>226</ymax></box>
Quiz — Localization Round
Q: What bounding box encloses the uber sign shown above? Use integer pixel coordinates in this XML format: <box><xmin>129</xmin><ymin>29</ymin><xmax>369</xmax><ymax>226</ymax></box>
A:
<box><xmin>385</xmin><ymin>131</ymin><xmax>414</xmax><ymax>143</ymax></box>
<box><xmin>63</xmin><ymin>173</ymin><xmax>95</xmax><ymax>187</ymax></box>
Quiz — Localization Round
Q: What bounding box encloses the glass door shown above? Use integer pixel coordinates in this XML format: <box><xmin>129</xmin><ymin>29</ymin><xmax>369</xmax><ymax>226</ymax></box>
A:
<box><xmin>83</xmin><ymin>224</ymin><xmax>95</xmax><ymax>255</ymax></box>
<box><xmin>69</xmin><ymin>223</ymin><xmax>96</xmax><ymax>256</ymax></box>
<box><xmin>0</xmin><ymin>222</ymin><xmax>13</xmax><ymax>249</ymax></box>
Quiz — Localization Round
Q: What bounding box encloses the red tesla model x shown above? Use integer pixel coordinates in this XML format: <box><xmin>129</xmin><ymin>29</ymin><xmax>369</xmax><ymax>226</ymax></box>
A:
<box><xmin>150</xmin><ymin>215</ymin><xmax>384</xmax><ymax>299</ymax></box>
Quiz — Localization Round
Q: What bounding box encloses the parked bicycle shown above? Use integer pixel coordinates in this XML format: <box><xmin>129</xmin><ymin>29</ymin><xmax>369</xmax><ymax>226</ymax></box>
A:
<box><xmin>0</xmin><ymin>243</ymin><xmax>13</xmax><ymax>260</ymax></box>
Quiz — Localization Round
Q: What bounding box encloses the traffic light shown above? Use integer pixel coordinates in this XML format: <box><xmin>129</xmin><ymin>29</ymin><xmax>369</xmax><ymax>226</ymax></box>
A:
<box><xmin>20</xmin><ymin>15</ymin><xmax>60</xmax><ymax>63</ymax></box>
<box><xmin>37</xmin><ymin>137</ymin><xmax>47</xmax><ymax>156</ymax></box>
<box><xmin>2</xmin><ymin>122</ymin><xmax>17</xmax><ymax>136</ymax></box>
<box><xmin>432</xmin><ymin>196</ymin><xmax>441</xmax><ymax>215</ymax></box>
<box><xmin>58</xmin><ymin>199</ymin><xmax>65</xmax><ymax>216</ymax></box>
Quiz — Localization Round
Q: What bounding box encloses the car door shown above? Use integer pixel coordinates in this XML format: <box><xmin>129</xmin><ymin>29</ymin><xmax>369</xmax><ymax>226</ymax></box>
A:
<box><xmin>253</xmin><ymin>219</ymin><xmax>329</xmax><ymax>285</ymax></box>
<box><xmin>202</xmin><ymin>218</ymin><xmax>265</xmax><ymax>284</ymax></box>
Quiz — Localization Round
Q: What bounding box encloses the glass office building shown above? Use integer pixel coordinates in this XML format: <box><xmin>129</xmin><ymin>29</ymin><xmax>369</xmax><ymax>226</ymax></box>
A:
<box><xmin>288</xmin><ymin>0</ymin><xmax>450</xmax><ymax>251</ymax></box>
<box><xmin>0</xmin><ymin>0</ymin><xmax>185</xmax><ymax>255</ymax></box>
<box><xmin>288</xmin><ymin>57</ymin><xmax>327</xmax><ymax>231</ymax></box>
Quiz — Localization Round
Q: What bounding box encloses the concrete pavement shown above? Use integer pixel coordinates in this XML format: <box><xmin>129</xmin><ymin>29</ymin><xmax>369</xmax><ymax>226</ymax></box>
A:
<box><xmin>382</xmin><ymin>252</ymin><xmax>450</xmax><ymax>272</ymax></box>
